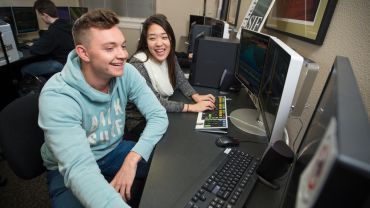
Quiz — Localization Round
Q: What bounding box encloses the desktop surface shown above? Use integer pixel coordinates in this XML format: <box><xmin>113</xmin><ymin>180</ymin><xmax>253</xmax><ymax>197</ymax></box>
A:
<box><xmin>139</xmin><ymin>87</ymin><xmax>289</xmax><ymax>208</ymax></box>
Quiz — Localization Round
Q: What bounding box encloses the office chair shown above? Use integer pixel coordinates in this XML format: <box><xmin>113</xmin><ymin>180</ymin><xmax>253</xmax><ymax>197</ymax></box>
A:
<box><xmin>0</xmin><ymin>93</ymin><xmax>45</xmax><ymax>180</ymax></box>
<box><xmin>0</xmin><ymin>93</ymin><xmax>143</xmax><ymax>207</ymax></box>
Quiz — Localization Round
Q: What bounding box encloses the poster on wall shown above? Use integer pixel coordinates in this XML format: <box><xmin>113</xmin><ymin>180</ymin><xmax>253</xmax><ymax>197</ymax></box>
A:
<box><xmin>236</xmin><ymin>0</ymin><xmax>276</xmax><ymax>39</ymax></box>
<box><xmin>265</xmin><ymin>0</ymin><xmax>338</xmax><ymax>45</ymax></box>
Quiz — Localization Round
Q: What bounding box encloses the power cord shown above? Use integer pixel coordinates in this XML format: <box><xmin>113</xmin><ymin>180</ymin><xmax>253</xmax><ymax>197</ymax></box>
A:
<box><xmin>257</xmin><ymin>174</ymin><xmax>280</xmax><ymax>190</ymax></box>
<box><xmin>289</xmin><ymin>116</ymin><xmax>304</xmax><ymax>150</ymax></box>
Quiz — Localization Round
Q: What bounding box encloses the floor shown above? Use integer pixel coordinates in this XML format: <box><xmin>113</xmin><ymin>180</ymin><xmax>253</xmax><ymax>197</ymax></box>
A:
<box><xmin>0</xmin><ymin>159</ymin><xmax>50</xmax><ymax>208</ymax></box>
<box><xmin>0</xmin><ymin>157</ymin><xmax>143</xmax><ymax>208</ymax></box>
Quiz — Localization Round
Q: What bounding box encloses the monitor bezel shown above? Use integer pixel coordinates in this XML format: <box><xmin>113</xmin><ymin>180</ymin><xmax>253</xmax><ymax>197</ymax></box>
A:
<box><xmin>258</xmin><ymin>37</ymin><xmax>304</xmax><ymax>144</ymax></box>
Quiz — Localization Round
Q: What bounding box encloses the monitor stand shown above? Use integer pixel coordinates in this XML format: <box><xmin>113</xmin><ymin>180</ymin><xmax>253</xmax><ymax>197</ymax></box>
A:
<box><xmin>229</xmin><ymin>108</ymin><xmax>266</xmax><ymax>136</ymax></box>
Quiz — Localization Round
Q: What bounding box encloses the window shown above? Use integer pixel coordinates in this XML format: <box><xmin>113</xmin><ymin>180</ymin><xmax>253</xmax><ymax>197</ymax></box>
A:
<box><xmin>79</xmin><ymin>0</ymin><xmax>155</xmax><ymax>18</ymax></box>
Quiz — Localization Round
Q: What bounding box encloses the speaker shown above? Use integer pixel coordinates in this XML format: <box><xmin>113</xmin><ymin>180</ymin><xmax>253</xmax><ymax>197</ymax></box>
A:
<box><xmin>257</xmin><ymin>140</ymin><xmax>294</xmax><ymax>181</ymax></box>
<box><xmin>189</xmin><ymin>36</ymin><xmax>239</xmax><ymax>89</ymax></box>
<box><xmin>219</xmin><ymin>69</ymin><xmax>241</xmax><ymax>94</ymax></box>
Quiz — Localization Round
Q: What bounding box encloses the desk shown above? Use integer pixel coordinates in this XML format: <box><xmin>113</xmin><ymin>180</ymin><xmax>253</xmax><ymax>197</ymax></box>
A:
<box><xmin>139</xmin><ymin>88</ymin><xmax>290</xmax><ymax>208</ymax></box>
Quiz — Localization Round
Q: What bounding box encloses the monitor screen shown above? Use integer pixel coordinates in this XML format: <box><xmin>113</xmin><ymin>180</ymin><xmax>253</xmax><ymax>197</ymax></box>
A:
<box><xmin>11</xmin><ymin>7</ymin><xmax>39</xmax><ymax>34</ymax></box>
<box><xmin>283</xmin><ymin>56</ymin><xmax>370</xmax><ymax>208</ymax></box>
<box><xmin>69</xmin><ymin>7</ymin><xmax>88</xmax><ymax>23</ymax></box>
<box><xmin>236</xmin><ymin>29</ymin><xmax>269</xmax><ymax>97</ymax></box>
<box><xmin>229</xmin><ymin>29</ymin><xmax>270</xmax><ymax>136</ymax></box>
<box><xmin>189</xmin><ymin>15</ymin><xmax>206</xmax><ymax>34</ymax></box>
<box><xmin>57</xmin><ymin>7</ymin><xmax>71</xmax><ymax>22</ymax></box>
<box><xmin>258</xmin><ymin>37</ymin><xmax>303</xmax><ymax>143</ymax></box>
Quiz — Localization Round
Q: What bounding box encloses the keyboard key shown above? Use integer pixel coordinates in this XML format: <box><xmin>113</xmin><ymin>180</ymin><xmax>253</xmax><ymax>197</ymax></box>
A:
<box><xmin>184</xmin><ymin>149</ymin><xmax>260</xmax><ymax>208</ymax></box>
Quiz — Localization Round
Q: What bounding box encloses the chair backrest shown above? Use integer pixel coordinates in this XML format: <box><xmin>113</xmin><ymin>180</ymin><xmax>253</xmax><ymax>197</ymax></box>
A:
<box><xmin>0</xmin><ymin>93</ymin><xmax>45</xmax><ymax>179</ymax></box>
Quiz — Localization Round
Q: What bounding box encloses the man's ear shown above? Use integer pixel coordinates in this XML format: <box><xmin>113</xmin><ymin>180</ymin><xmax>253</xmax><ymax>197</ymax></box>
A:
<box><xmin>75</xmin><ymin>45</ymin><xmax>90</xmax><ymax>62</ymax></box>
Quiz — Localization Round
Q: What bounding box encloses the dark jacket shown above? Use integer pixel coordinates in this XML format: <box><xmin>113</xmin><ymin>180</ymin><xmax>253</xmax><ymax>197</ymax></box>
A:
<box><xmin>30</xmin><ymin>19</ymin><xmax>74</xmax><ymax>64</ymax></box>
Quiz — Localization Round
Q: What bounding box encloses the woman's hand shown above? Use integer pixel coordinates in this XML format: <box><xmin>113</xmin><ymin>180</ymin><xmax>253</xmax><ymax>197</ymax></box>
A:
<box><xmin>188</xmin><ymin>101</ymin><xmax>215</xmax><ymax>112</ymax></box>
<box><xmin>192</xmin><ymin>93</ymin><xmax>215</xmax><ymax>103</ymax></box>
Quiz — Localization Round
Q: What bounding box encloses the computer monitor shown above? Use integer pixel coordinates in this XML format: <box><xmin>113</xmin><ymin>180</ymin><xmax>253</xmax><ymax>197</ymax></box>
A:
<box><xmin>57</xmin><ymin>7</ymin><xmax>71</xmax><ymax>22</ymax></box>
<box><xmin>283</xmin><ymin>56</ymin><xmax>370</xmax><ymax>208</ymax></box>
<box><xmin>230</xmin><ymin>29</ymin><xmax>270</xmax><ymax>136</ymax></box>
<box><xmin>69</xmin><ymin>7</ymin><xmax>88</xmax><ymax>23</ymax></box>
<box><xmin>0</xmin><ymin>7</ymin><xmax>14</xmax><ymax>26</ymax></box>
<box><xmin>11</xmin><ymin>7</ymin><xmax>39</xmax><ymax>34</ymax></box>
<box><xmin>187</xmin><ymin>24</ymin><xmax>212</xmax><ymax>54</ymax></box>
<box><xmin>189</xmin><ymin>15</ymin><xmax>206</xmax><ymax>34</ymax></box>
<box><xmin>204</xmin><ymin>17</ymin><xmax>230</xmax><ymax>39</ymax></box>
<box><xmin>258</xmin><ymin>37</ymin><xmax>303</xmax><ymax>144</ymax></box>
<box><xmin>188</xmin><ymin>15</ymin><xmax>230</xmax><ymax>39</ymax></box>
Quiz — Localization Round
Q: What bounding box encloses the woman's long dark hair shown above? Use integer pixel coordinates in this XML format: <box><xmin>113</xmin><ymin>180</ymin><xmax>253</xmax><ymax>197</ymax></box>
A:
<box><xmin>136</xmin><ymin>14</ymin><xmax>177</xmax><ymax>87</ymax></box>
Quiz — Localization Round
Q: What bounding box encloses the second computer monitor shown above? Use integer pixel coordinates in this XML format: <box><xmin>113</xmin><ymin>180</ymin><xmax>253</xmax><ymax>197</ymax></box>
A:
<box><xmin>57</xmin><ymin>7</ymin><xmax>71</xmax><ymax>22</ymax></box>
<box><xmin>259</xmin><ymin>37</ymin><xmax>303</xmax><ymax>144</ymax></box>
<box><xmin>12</xmin><ymin>7</ymin><xmax>39</xmax><ymax>34</ymax></box>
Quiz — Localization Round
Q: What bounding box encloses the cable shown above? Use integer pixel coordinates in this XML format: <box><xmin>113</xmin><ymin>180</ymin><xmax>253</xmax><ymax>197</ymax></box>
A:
<box><xmin>257</xmin><ymin>174</ymin><xmax>280</xmax><ymax>190</ymax></box>
<box><xmin>289</xmin><ymin>116</ymin><xmax>304</xmax><ymax>150</ymax></box>
<box><xmin>297</xmin><ymin>139</ymin><xmax>321</xmax><ymax>160</ymax></box>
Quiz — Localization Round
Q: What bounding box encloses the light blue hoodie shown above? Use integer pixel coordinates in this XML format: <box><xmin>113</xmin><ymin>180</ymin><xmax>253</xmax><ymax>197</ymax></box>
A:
<box><xmin>38</xmin><ymin>50</ymin><xmax>168</xmax><ymax>207</ymax></box>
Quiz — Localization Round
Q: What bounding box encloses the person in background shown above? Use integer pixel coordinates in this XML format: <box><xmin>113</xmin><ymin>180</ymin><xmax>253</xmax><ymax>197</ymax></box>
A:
<box><xmin>38</xmin><ymin>9</ymin><xmax>168</xmax><ymax>207</ymax></box>
<box><xmin>21</xmin><ymin>0</ymin><xmax>74</xmax><ymax>77</ymax></box>
<box><xmin>126</xmin><ymin>14</ymin><xmax>215</xmax><ymax>134</ymax></box>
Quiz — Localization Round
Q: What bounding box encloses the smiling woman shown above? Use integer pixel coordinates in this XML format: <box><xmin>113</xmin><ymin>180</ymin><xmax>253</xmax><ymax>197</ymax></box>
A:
<box><xmin>125</xmin><ymin>14</ymin><xmax>217</xmax><ymax>137</ymax></box>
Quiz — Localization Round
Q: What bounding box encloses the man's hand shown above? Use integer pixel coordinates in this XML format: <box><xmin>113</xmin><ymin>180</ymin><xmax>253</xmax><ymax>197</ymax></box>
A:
<box><xmin>110</xmin><ymin>151</ymin><xmax>142</xmax><ymax>202</ymax></box>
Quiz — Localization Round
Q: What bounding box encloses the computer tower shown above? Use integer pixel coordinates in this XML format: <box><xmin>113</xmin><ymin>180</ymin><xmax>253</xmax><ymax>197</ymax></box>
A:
<box><xmin>189</xmin><ymin>36</ymin><xmax>239</xmax><ymax>89</ymax></box>
<box><xmin>0</xmin><ymin>20</ymin><xmax>20</xmax><ymax>66</ymax></box>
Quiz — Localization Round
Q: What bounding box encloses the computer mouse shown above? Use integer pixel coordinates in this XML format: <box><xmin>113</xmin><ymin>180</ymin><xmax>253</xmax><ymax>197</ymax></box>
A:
<box><xmin>215</xmin><ymin>136</ymin><xmax>240</xmax><ymax>148</ymax></box>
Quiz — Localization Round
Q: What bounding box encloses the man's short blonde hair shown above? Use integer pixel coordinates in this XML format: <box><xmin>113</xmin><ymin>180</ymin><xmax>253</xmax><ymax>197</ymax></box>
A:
<box><xmin>72</xmin><ymin>9</ymin><xmax>119</xmax><ymax>46</ymax></box>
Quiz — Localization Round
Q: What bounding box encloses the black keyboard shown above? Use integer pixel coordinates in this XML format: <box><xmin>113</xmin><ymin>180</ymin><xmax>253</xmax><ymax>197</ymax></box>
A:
<box><xmin>185</xmin><ymin>149</ymin><xmax>260</xmax><ymax>208</ymax></box>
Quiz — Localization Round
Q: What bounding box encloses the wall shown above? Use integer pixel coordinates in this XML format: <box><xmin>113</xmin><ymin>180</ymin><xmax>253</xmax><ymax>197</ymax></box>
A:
<box><xmin>120</xmin><ymin>28</ymin><xmax>141</xmax><ymax>56</ymax></box>
<box><xmin>156</xmin><ymin>0</ymin><xmax>205</xmax><ymax>52</ymax></box>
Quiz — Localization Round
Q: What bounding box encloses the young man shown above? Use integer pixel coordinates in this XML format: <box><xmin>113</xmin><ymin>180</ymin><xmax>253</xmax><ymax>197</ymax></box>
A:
<box><xmin>21</xmin><ymin>0</ymin><xmax>74</xmax><ymax>76</ymax></box>
<box><xmin>38</xmin><ymin>9</ymin><xmax>168</xmax><ymax>207</ymax></box>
